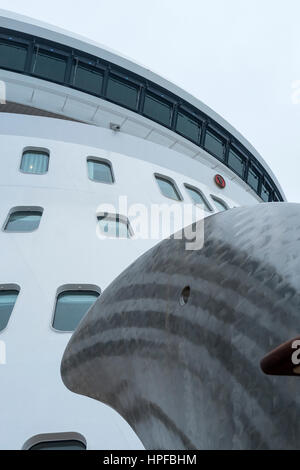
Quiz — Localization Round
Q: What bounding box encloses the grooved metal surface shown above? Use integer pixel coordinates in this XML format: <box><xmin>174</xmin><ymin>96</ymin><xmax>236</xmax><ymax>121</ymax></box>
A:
<box><xmin>61</xmin><ymin>203</ymin><xmax>300</xmax><ymax>450</ymax></box>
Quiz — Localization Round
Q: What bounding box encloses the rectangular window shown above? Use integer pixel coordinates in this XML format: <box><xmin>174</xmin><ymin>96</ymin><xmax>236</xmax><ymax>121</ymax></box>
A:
<box><xmin>176</xmin><ymin>110</ymin><xmax>201</xmax><ymax>143</ymax></box>
<box><xmin>4</xmin><ymin>208</ymin><xmax>43</xmax><ymax>232</ymax></box>
<box><xmin>87</xmin><ymin>158</ymin><xmax>114</xmax><ymax>183</ymax></box>
<box><xmin>0</xmin><ymin>288</ymin><xmax>19</xmax><ymax>331</ymax></box>
<box><xmin>0</xmin><ymin>39</ymin><xmax>27</xmax><ymax>71</ymax></box>
<box><xmin>53</xmin><ymin>289</ymin><xmax>100</xmax><ymax>332</ymax></box>
<box><xmin>247</xmin><ymin>166</ymin><xmax>260</xmax><ymax>193</ymax></box>
<box><xmin>73</xmin><ymin>62</ymin><xmax>103</xmax><ymax>95</ymax></box>
<box><xmin>106</xmin><ymin>75</ymin><xmax>139</xmax><ymax>110</ymax></box>
<box><xmin>33</xmin><ymin>48</ymin><xmax>67</xmax><ymax>83</ymax></box>
<box><xmin>204</xmin><ymin>129</ymin><xmax>226</xmax><ymax>161</ymax></box>
<box><xmin>20</xmin><ymin>150</ymin><xmax>49</xmax><ymax>174</ymax></box>
<box><xmin>228</xmin><ymin>147</ymin><xmax>245</xmax><ymax>177</ymax></box>
<box><xmin>97</xmin><ymin>214</ymin><xmax>132</xmax><ymax>238</ymax></box>
<box><xmin>155</xmin><ymin>175</ymin><xmax>182</xmax><ymax>201</ymax></box>
<box><xmin>143</xmin><ymin>92</ymin><xmax>172</xmax><ymax>126</ymax></box>
<box><xmin>261</xmin><ymin>181</ymin><xmax>271</xmax><ymax>202</ymax></box>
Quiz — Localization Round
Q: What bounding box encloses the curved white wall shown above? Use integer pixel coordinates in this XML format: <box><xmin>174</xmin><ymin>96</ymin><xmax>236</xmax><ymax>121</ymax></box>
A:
<box><xmin>0</xmin><ymin>114</ymin><xmax>259</xmax><ymax>449</ymax></box>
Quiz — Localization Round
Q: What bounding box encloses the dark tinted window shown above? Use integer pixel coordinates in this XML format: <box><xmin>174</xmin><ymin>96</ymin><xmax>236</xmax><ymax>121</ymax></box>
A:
<box><xmin>247</xmin><ymin>166</ymin><xmax>260</xmax><ymax>192</ymax></box>
<box><xmin>143</xmin><ymin>92</ymin><xmax>172</xmax><ymax>126</ymax></box>
<box><xmin>176</xmin><ymin>111</ymin><xmax>201</xmax><ymax>143</ymax></box>
<box><xmin>0</xmin><ymin>40</ymin><xmax>27</xmax><ymax>71</ymax></box>
<box><xmin>107</xmin><ymin>76</ymin><xmax>138</xmax><ymax>109</ymax></box>
<box><xmin>185</xmin><ymin>185</ymin><xmax>211</xmax><ymax>212</ymax></box>
<box><xmin>155</xmin><ymin>175</ymin><xmax>182</xmax><ymax>201</ymax></box>
<box><xmin>0</xmin><ymin>290</ymin><xmax>19</xmax><ymax>331</ymax></box>
<box><xmin>29</xmin><ymin>440</ymin><xmax>86</xmax><ymax>450</ymax></box>
<box><xmin>204</xmin><ymin>129</ymin><xmax>226</xmax><ymax>161</ymax></box>
<box><xmin>73</xmin><ymin>63</ymin><xmax>103</xmax><ymax>95</ymax></box>
<box><xmin>87</xmin><ymin>159</ymin><xmax>114</xmax><ymax>183</ymax></box>
<box><xmin>4</xmin><ymin>210</ymin><xmax>42</xmax><ymax>232</ymax></box>
<box><xmin>33</xmin><ymin>49</ymin><xmax>67</xmax><ymax>83</ymax></box>
<box><xmin>20</xmin><ymin>150</ymin><xmax>49</xmax><ymax>174</ymax></box>
<box><xmin>261</xmin><ymin>182</ymin><xmax>271</xmax><ymax>202</ymax></box>
<box><xmin>53</xmin><ymin>290</ymin><xmax>99</xmax><ymax>332</ymax></box>
<box><xmin>228</xmin><ymin>147</ymin><xmax>245</xmax><ymax>177</ymax></box>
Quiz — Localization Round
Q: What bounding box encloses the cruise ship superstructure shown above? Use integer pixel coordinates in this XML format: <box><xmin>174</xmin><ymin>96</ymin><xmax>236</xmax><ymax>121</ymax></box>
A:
<box><xmin>0</xmin><ymin>10</ymin><xmax>287</xmax><ymax>450</ymax></box>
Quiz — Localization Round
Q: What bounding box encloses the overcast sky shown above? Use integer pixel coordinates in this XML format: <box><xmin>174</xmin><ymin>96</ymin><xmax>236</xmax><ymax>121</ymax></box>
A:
<box><xmin>1</xmin><ymin>0</ymin><xmax>299</xmax><ymax>202</ymax></box>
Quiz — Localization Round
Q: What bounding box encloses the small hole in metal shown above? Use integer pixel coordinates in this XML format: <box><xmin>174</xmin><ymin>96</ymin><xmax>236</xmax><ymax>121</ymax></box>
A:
<box><xmin>180</xmin><ymin>286</ymin><xmax>190</xmax><ymax>306</ymax></box>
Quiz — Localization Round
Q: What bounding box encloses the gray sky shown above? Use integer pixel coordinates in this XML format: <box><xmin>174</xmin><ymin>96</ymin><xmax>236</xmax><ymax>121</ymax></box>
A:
<box><xmin>1</xmin><ymin>0</ymin><xmax>299</xmax><ymax>202</ymax></box>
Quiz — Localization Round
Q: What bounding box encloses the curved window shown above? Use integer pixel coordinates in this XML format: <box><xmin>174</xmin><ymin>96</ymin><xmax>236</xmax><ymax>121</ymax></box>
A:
<box><xmin>97</xmin><ymin>214</ymin><xmax>132</xmax><ymax>238</ymax></box>
<box><xmin>155</xmin><ymin>175</ymin><xmax>182</xmax><ymax>201</ymax></box>
<box><xmin>211</xmin><ymin>196</ymin><xmax>228</xmax><ymax>212</ymax></box>
<box><xmin>4</xmin><ymin>208</ymin><xmax>43</xmax><ymax>232</ymax></box>
<box><xmin>0</xmin><ymin>28</ymin><xmax>283</xmax><ymax>202</ymax></box>
<box><xmin>185</xmin><ymin>184</ymin><xmax>212</xmax><ymax>212</ymax></box>
<box><xmin>87</xmin><ymin>158</ymin><xmax>114</xmax><ymax>183</ymax></box>
<box><xmin>0</xmin><ymin>287</ymin><xmax>19</xmax><ymax>331</ymax></box>
<box><xmin>24</xmin><ymin>433</ymin><xmax>87</xmax><ymax>450</ymax></box>
<box><xmin>29</xmin><ymin>440</ymin><xmax>86</xmax><ymax>450</ymax></box>
<box><xmin>228</xmin><ymin>146</ymin><xmax>245</xmax><ymax>178</ymax></box>
<box><xmin>20</xmin><ymin>149</ymin><xmax>49</xmax><ymax>174</ymax></box>
<box><xmin>53</xmin><ymin>287</ymin><xmax>100</xmax><ymax>332</ymax></box>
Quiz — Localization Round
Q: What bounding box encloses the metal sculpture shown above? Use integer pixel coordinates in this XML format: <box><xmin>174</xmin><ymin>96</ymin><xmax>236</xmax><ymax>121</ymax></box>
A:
<box><xmin>61</xmin><ymin>203</ymin><xmax>300</xmax><ymax>449</ymax></box>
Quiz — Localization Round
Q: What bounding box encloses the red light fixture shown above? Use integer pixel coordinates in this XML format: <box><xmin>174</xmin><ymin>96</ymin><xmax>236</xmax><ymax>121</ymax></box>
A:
<box><xmin>214</xmin><ymin>174</ymin><xmax>226</xmax><ymax>189</ymax></box>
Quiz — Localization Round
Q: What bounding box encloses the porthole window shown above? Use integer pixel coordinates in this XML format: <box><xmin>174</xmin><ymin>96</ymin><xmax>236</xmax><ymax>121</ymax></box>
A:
<box><xmin>0</xmin><ymin>286</ymin><xmax>20</xmax><ymax>331</ymax></box>
<box><xmin>211</xmin><ymin>196</ymin><xmax>228</xmax><ymax>212</ymax></box>
<box><xmin>4</xmin><ymin>207</ymin><xmax>43</xmax><ymax>232</ymax></box>
<box><xmin>97</xmin><ymin>214</ymin><xmax>133</xmax><ymax>239</ymax></box>
<box><xmin>87</xmin><ymin>158</ymin><xmax>114</xmax><ymax>183</ymax></box>
<box><xmin>20</xmin><ymin>149</ymin><xmax>49</xmax><ymax>174</ymax></box>
<box><xmin>29</xmin><ymin>440</ymin><xmax>86</xmax><ymax>450</ymax></box>
<box><xmin>155</xmin><ymin>175</ymin><xmax>182</xmax><ymax>201</ymax></box>
<box><xmin>52</xmin><ymin>286</ymin><xmax>100</xmax><ymax>332</ymax></box>
<box><xmin>184</xmin><ymin>184</ymin><xmax>212</xmax><ymax>212</ymax></box>
<box><xmin>23</xmin><ymin>433</ymin><xmax>87</xmax><ymax>450</ymax></box>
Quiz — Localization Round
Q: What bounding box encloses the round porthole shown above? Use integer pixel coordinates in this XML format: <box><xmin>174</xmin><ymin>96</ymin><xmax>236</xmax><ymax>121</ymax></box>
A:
<box><xmin>180</xmin><ymin>286</ymin><xmax>191</xmax><ymax>306</ymax></box>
